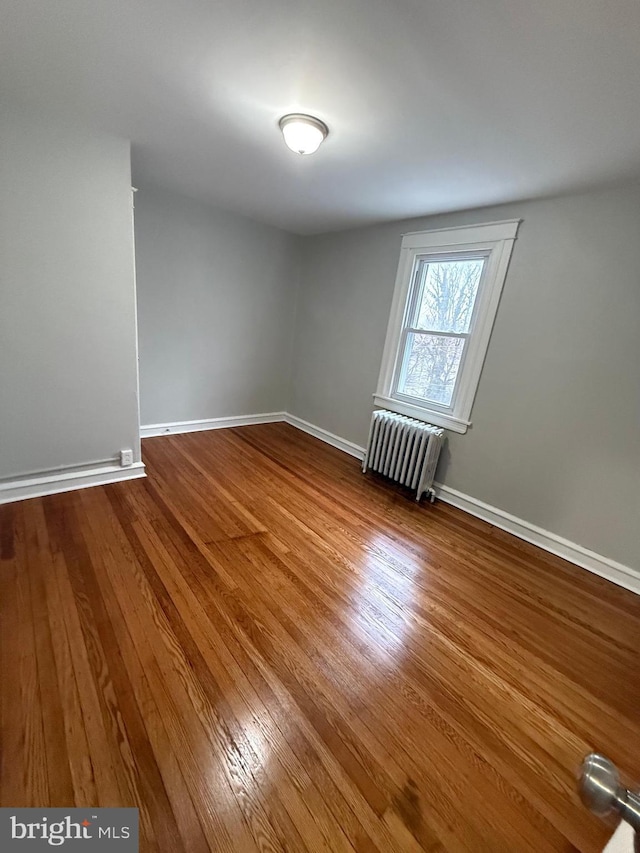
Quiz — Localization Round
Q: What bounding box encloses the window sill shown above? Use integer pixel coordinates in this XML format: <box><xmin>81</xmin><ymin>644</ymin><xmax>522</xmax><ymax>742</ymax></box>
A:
<box><xmin>372</xmin><ymin>394</ymin><xmax>470</xmax><ymax>434</ymax></box>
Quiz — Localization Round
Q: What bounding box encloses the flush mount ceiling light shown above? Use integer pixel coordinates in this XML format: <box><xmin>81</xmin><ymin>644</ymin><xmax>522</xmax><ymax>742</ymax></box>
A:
<box><xmin>278</xmin><ymin>113</ymin><xmax>329</xmax><ymax>155</ymax></box>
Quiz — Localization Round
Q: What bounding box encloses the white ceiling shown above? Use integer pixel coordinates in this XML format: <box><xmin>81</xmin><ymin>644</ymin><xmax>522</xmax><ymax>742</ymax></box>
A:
<box><xmin>2</xmin><ymin>0</ymin><xmax>640</xmax><ymax>234</ymax></box>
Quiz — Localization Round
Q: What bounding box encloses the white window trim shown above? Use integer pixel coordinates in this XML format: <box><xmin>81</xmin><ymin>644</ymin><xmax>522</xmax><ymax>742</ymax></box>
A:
<box><xmin>374</xmin><ymin>219</ymin><xmax>521</xmax><ymax>434</ymax></box>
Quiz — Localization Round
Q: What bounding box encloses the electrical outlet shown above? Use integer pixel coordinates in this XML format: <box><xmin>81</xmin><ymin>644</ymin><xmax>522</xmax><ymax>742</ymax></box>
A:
<box><xmin>120</xmin><ymin>449</ymin><xmax>134</xmax><ymax>467</ymax></box>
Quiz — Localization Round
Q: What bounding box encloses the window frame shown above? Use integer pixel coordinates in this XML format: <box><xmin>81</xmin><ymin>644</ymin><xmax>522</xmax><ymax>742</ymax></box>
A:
<box><xmin>374</xmin><ymin>220</ymin><xmax>520</xmax><ymax>434</ymax></box>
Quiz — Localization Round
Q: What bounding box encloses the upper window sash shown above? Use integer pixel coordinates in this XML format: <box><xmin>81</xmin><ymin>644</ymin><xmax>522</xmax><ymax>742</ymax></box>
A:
<box><xmin>405</xmin><ymin>250</ymin><xmax>489</xmax><ymax>333</ymax></box>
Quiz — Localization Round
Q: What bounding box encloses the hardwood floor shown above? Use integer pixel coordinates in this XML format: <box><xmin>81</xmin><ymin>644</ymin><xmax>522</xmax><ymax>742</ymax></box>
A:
<box><xmin>1</xmin><ymin>423</ymin><xmax>639</xmax><ymax>851</ymax></box>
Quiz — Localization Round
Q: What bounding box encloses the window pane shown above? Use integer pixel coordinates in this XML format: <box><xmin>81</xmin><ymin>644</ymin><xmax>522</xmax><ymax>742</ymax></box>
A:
<box><xmin>398</xmin><ymin>333</ymin><xmax>465</xmax><ymax>407</ymax></box>
<box><xmin>414</xmin><ymin>258</ymin><xmax>484</xmax><ymax>333</ymax></box>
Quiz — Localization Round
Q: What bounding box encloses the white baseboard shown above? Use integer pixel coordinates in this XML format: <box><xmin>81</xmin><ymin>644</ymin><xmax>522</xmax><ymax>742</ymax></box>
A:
<box><xmin>284</xmin><ymin>414</ymin><xmax>366</xmax><ymax>460</ymax></box>
<box><xmin>139</xmin><ymin>411</ymin><xmax>366</xmax><ymax>462</ymax></box>
<box><xmin>140</xmin><ymin>411</ymin><xmax>286</xmax><ymax>438</ymax></box>
<box><xmin>0</xmin><ymin>461</ymin><xmax>146</xmax><ymax>505</ymax></box>
<box><xmin>433</xmin><ymin>483</ymin><xmax>640</xmax><ymax>596</ymax></box>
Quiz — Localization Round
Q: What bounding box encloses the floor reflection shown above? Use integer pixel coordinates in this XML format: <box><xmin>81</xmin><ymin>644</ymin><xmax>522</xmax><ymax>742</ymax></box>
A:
<box><xmin>347</xmin><ymin>532</ymin><xmax>422</xmax><ymax>663</ymax></box>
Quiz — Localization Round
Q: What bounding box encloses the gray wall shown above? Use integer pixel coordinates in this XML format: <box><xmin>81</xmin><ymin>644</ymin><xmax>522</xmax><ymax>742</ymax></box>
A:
<box><xmin>134</xmin><ymin>186</ymin><xmax>299</xmax><ymax>425</ymax></box>
<box><xmin>289</xmin><ymin>186</ymin><xmax>640</xmax><ymax>570</ymax></box>
<box><xmin>0</xmin><ymin>108</ymin><xmax>141</xmax><ymax>479</ymax></box>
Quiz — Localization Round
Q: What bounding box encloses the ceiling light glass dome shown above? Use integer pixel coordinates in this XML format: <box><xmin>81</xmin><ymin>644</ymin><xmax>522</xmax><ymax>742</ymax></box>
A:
<box><xmin>279</xmin><ymin>114</ymin><xmax>328</xmax><ymax>155</ymax></box>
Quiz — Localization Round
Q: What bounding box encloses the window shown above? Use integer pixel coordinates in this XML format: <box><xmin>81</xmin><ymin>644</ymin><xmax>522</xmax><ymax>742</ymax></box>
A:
<box><xmin>375</xmin><ymin>220</ymin><xmax>520</xmax><ymax>433</ymax></box>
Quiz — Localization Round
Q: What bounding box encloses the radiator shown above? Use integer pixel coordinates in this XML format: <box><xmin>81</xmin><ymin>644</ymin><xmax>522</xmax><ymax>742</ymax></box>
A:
<box><xmin>362</xmin><ymin>409</ymin><xmax>444</xmax><ymax>502</ymax></box>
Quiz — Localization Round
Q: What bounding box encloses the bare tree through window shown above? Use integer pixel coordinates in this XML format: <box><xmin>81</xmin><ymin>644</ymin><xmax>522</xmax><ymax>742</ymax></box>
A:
<box><xmin>398</xmin><ymin>258</ymin><xmax>484</xmax><ymax>406</ymax></box>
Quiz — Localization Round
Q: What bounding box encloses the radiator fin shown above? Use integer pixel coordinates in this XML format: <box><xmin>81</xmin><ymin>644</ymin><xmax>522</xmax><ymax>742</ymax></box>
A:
<box><xmin>362</xmin><ymin>409</ymin><xmax>444</xmax><ymax>502</ymax></box>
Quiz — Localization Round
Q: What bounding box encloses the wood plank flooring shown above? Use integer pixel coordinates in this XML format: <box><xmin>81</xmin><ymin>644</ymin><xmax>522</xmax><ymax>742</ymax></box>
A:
<box><xmin>1</xmin><ymin>423</ymin><xmax>639</xmax><ymax>851</ymax></box>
